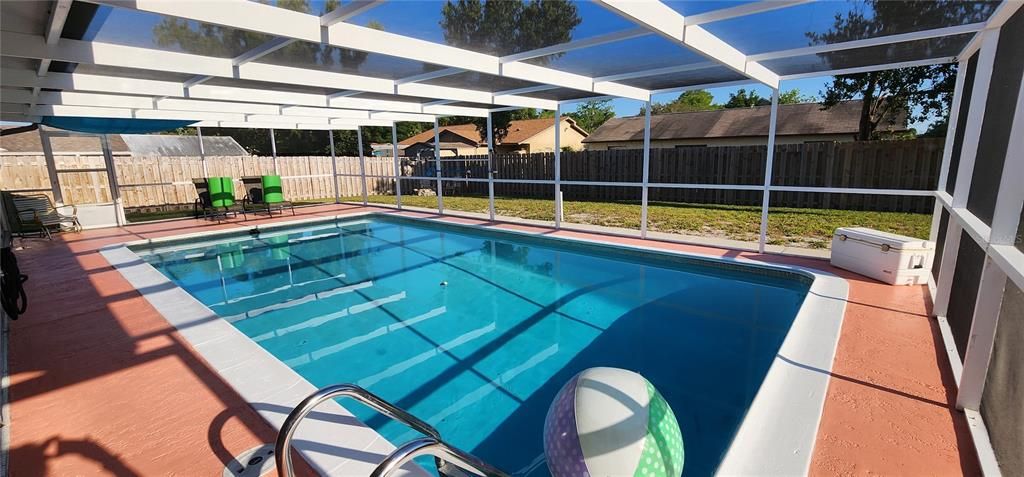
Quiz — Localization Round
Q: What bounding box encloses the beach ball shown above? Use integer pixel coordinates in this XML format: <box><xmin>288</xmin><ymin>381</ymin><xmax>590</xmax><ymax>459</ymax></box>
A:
<box><xmin>544</xmin><ymin>367</ymin><xmax>683</xmax><ymax>477</ymax></box>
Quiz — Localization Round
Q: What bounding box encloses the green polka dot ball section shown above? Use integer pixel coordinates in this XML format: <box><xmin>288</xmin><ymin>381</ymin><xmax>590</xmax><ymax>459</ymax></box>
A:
<box><xmin>633</xmin><ymin>380</ymin><xmax>684</xmax><ymax>477</ymax></box>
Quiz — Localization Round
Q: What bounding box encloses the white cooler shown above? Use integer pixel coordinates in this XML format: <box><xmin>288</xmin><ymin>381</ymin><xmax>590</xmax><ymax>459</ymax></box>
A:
<box><xmin>830</xmin><ymin>227</ymin><xmax>935</xmax><ymax>285</ymax></box>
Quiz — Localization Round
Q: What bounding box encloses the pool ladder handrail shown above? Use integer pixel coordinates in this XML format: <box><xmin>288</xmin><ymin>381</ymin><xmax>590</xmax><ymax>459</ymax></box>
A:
<box><xmin>371</xmin><ymin>437</ymin><xmax>510</xmax><ymax>477</ymax></box>
<box><xmin>274</xmin><ymin>383</ymin><xmax>509</xmax><ymax>477</ymax></box>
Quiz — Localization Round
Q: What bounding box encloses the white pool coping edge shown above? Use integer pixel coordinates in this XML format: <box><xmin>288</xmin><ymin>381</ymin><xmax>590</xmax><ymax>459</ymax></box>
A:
<box><xmin>101</xmin><ymin>210</ymin><xmax>848</xmax><ymax>476</ymax></box>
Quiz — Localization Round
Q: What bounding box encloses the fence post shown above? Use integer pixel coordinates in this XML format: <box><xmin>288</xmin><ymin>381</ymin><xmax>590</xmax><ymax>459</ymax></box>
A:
<box><xmin>487</xmin><ymin>112</ymin><xmax>496</xmax><ymax>221</ymax></box>
<box><xmin>758</xmin><ymin>88</ymin><xmax>780</xmax><ymax>253</ymax></box>
<box><xmin>434</xmin><ymin>117</ymin><xmax>444</xmax><ymax>214</ymax></box>
<box><xmin>554</xmin><ymin>104</ymin><xmax>562</xmax><ymax>228</ymax></box>
<box><xmin>641</xmin><ymin>99</ymin><xmax>652</xmax><ymax>239</ymax></box>
<box><xmin>269</xmin><ymin>128</ymin><xmax>278</xmax><ymax>174</ymax></box>
<box><xmin>392</xmin><ymin>123</ymin><xmax>402</xmax><ymax>209</ymax></box>
<box><xmin>329</xmin><ymin>130</ymin><xmax>339</xmax><ymax>204</ymax></box>
<box><xmin>197</xmin><ymin>126</ymin><xmax>208</xmax><ymax>178</ymax></box>
<box><xmin>357</xmin><ymin>127</ymin><xmax>368</xmax><ymax>205</ymax></box>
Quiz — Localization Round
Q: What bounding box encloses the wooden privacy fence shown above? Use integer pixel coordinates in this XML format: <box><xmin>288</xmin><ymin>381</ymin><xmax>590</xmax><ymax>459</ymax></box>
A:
<box><xmin>409</xmin><ymin>139</ymin><xmax>943</xmax><ymax>212</ymax></box>
<box><xmin>1</xmin><ymin>139</ymin><xmax>942</xmax><ymax>213</ymax></box>
<box><xmin>0</xmin><ymin>154</ymin><xmax>394</xmax><ymax>209</ymax></box>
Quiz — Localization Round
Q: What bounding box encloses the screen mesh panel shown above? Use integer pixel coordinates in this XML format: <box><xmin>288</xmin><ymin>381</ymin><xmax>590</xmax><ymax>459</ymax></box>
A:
<box><xmin>697</xmin><ymin>1</ymin><xmax>997</xmax><ymax>55</ymax></box>
<box><xmin>932</xmin><ymin>208</ymin><xmax>950</xmax><ymax>280</ymax></box>
<box><xmin>945</xmin><ymin>52</ymin><xmax>979</xmax><ymax>196</ymax></box>
<box><xmin>760</xmin><ymin>36</ymin><xmax>969</xmax><ymax>77</ymax></box>
<box><xmin>980</xmin><ymin>280</ymin><xmax>1024</xmax><ymax>476</ymax></box>
<box><xmin>967</xmin><ymin>11</ymin><xmax>1024</xmax><ymax>226</ymax></box>
<box><xmin>946</xmin><ymin>231</ymin><xmax>985</xmax><ymax>360</ymax></box>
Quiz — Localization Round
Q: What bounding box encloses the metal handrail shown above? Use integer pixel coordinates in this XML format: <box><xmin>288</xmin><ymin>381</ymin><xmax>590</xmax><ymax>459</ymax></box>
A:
<box><xmin>275</xmin><ymin>384</ymin><xmax>442</xmax><ymax>477</ymax></box>
<box><xmin>370</xmin><ymin>437</ymin><xmax>510</xmax><ymax>477</ymax></box>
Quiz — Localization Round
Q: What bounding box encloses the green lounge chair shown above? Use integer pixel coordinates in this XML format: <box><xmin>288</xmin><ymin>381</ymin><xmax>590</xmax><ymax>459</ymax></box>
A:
<box><xmin>3</xmin><ymin>192</ymin><xmax>81</xmax><ymax>239</ymax></box>
<box><xmin>242</xmin><ymin>175</ymin><xmax>295</xmax><ymax>216</ymax></box>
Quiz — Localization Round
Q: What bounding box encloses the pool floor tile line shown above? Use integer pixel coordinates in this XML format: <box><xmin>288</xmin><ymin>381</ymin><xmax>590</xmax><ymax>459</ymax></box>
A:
<box><xmin>5</xmin><ymin>203</ymin><xmax>978</xmax><ymax>476</ymax></box>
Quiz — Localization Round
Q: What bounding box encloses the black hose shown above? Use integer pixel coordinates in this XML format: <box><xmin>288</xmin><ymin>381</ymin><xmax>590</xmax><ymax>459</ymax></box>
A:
<box><xmin>1</xmin><ymin>247</ymin><xmax>28</xmax><ymax>320</ymax></box>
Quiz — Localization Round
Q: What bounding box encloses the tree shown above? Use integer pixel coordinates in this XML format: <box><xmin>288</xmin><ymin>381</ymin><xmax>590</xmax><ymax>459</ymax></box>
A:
<box><xmin>440</xmin><ymin>0</ymin><xmax>581</xmax><ymax>60</ymax></box>
<box><xmin>724</xmin><ymin>89</ymin><xmax>769</xmax><ymax>108</ymax></box>
<box><xmin>808</xmin><ymin>0</ymin><xmax>995</xmax><ymax>140</ymax></box>
<box><xmin>723</xmin><ymin>88</ymin><xmax>810</xmax><ymax>108</ymax></box>
<box><xmin>440</xmin><ymin>0</ymin><xmax>581</xmax><ymax>141</ymax></box>
<box><xmin>779</xmin><ymin>89</ymin><xmax>815</xmax><ymax>104</ymax></box>
<box><xmin>640</xmin><ymin>90</ymin><xmax>718</xmax><ymax>115</ymax></box>
<box><xmin>566</xmin><ymin>99</ymin><xmax>614</xmax><ymax>133</ymax></box>
<box><xmin>641</xmin><ymin>88</ymin><xmax>809</xmax><ymax>115</ymax></box>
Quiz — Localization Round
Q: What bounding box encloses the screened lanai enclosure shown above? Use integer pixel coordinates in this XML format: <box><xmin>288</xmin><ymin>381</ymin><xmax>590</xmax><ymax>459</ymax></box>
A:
<box><xmin>1</xmin><ymin>0</ymin><xmax>1023</xmax><ymax>475</ymax></box>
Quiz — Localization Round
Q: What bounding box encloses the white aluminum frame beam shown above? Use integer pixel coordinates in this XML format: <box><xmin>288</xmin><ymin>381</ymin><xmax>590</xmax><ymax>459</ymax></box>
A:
<box><xmin>594</xmin><ymin>0</ymin><xmax>779</xmax><ymax>88</ymax></box>
<box><xmin>320</xmin><ymin>0</ymin><xmax>385</xmax><ymax>26</ymax></box>
<box><xmin>0</xmin><ymin>32</ymin><xmax>571</xmax><ymax>109</ymax></box>
<box><xmin>758</xmin><ymin>88</ymin><xmax>780</xmax><ymax>253</ymax></box>
<box><xmin>36</xmin><ymin>0</ymin><xmax>74</xmax><ymax>80</ymax></box>
<box><xmin>21</xmin><ymin>103</ymin><xmax>381</xmax><ymax>130</ymax></box>
<box><xmin>83</xmin><ymin>0</ymin><xmax>649</xmax><ymax>101</ymax></box>
<box><xmin>778</xmin><ymin>57</ymin><xmax>957</xmax><ymax>81</ymax></box>
<box><xmin>2</xmin><ymin>69</ymin><xmax>494</xmax><ymax>118</ymax></box>
<box><xmin>684</xmin><ymin>0</ymin><xmax>812</xmax><ymax>26</ymax></box>
<box><xmin>748</xmin><ymin>22</ymin><xmax>987</xmax><ymax>62</ymax></box>
<box><xmin>499</xmin><ymin>27</ymin><xmax>651</xmax><ymax>63</ymax></box>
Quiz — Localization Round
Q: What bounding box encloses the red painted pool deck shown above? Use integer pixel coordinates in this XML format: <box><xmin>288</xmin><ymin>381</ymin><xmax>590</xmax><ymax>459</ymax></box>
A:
<box><xmin>5</xmin><ymin>204</ymin><xmax>979</xmax><ymax>476</ymax></box>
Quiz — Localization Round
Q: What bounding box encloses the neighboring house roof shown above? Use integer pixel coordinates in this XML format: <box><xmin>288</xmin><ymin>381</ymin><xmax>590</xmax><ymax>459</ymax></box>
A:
<box><xmin>0</xmin><ymin>126</ymin><xmax>248</xmax><ymax>155</ymax></box>
<box><xmin>120</xmin><ymin>134</ymin><xmax>248</xmax><ymax>156</ymax></box>
<box><xmin>0</xmin><ymin>126</ymin><xmax>129</xmax><ymax>153</ymax></box>
<box><xmin>582</xmin><ymin>100</ymin><xmax>908</xmax><ymax>143</ymax></box>
<box><xmin>400</xmin><ymin>117</ymin><xmax>587</xmax><ymax>147</ymax></box>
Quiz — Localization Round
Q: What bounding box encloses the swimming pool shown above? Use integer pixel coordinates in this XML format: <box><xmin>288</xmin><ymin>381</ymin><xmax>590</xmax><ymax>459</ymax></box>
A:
<box><xmin>112</xmin><ymin>213</ymin><xmax>846</xmax><ymax>476</ymax></box>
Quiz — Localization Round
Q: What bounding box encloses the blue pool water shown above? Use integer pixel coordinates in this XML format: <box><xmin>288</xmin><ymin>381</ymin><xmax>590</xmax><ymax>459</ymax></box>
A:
<box><xmin>138</xmin><ymin>215</ymin><xmax>809</xmax><ymax>476</ymax></box>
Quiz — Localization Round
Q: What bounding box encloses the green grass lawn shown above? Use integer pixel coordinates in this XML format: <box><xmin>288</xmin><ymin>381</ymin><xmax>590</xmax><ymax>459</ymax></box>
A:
<box><xmin>127</xmin><ymin>194</ymin><xmax>931</xmax><ymax>249</ymax></box>
<box><xmin>344</xmin><ymin>194</ymin><xmax>931</xmax><ymax>249</ymax></box>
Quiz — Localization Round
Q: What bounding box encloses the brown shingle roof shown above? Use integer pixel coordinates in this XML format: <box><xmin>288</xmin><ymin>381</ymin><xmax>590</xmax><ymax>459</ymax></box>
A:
<box><xmin>401</xmin><ymin>117</ymin><xmax>586</xmax><ymax>146</ymax></box>
<box><xmin>1</xmin><ymin>126</ymin><xmax>130</xmax><ymax>153</ymax></box>
<box><xmin>582</xmin><ymin>100</ymin><xmax>907</xmax><ymax>143</ymax></box>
